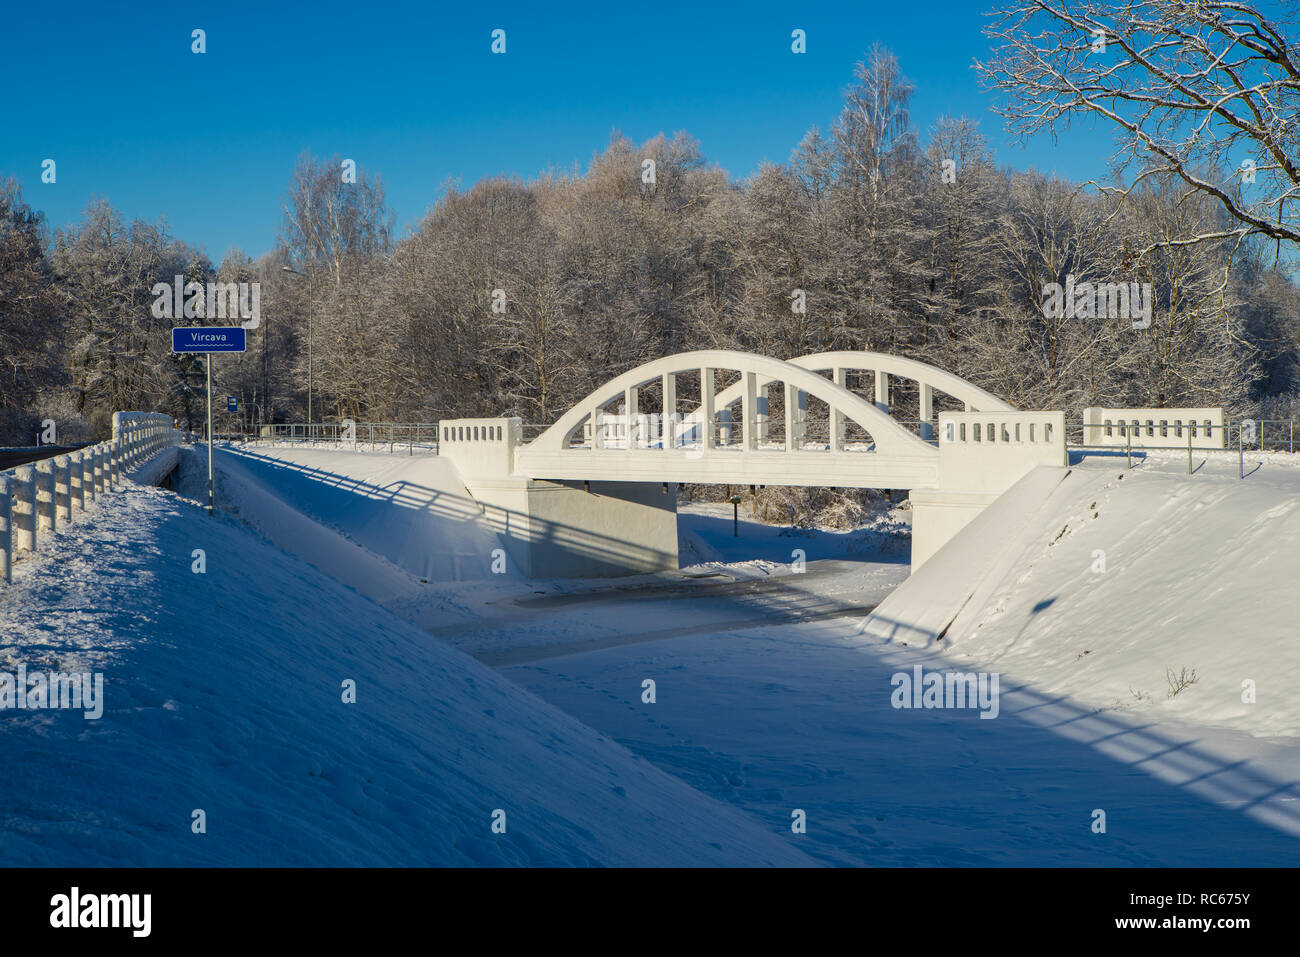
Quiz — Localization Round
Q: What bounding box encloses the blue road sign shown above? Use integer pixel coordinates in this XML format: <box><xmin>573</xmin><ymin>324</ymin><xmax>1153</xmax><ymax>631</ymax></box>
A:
<box><xmin>227</xmin><ymin>396</ymin><xmax>238</xmax><ymax>412</ymax></box>
<box><xmin>171</xmin><ymin>326</ymin><xmax>247</xmax><ymax>353</ymax></box>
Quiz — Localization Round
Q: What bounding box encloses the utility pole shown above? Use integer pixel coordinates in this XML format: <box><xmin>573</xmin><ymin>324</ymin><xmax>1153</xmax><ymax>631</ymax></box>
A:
<box><xmin>206</xmin><ymin>352</ymin><xmax>214</xmax><ymax>515</ymax></box>
<box><xmin>308</xmin><ymin>268</ymin><xmax>314</xmax><ymax>427</ymax></box>
<box><xmin>260</xmin><ymin>301</ymin><xmax>269</xmax><ymax>431</ymax></box>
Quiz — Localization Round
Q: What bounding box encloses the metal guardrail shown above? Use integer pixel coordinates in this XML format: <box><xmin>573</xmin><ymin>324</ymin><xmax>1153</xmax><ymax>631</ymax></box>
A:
<box><xmin>1065</xmin><ymin>419</ymin><xmax>1295</xmax><ymax>452</ymax></box>
<box><xmin>1069</xmin><ymin>419</ymin><xmax>1295</xmax><ymax>478</ymax></box>
<box><xmin>244</xmin><ymin>422</ymin><xmax>441</xmax><ymax>454</ymax></box>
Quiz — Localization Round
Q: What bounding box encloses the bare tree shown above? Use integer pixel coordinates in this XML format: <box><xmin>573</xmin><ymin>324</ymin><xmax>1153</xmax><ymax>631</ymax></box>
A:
<box><xmin>0</xmin><ymin>179</ymin><xmax>63</xmax><ymax>443</ymax></box>
<box><xmin>51</xmin><ymin>200</ymin><xmax>205</xmax><ymax>431</ymax></box>
<box><xmin>6</xmin><ymin>37</ymin><xmax>1294</xmax><ymax>458</ymax></box>
<box><xmin>278</xmin><ymin>153</ymin><xmax>395</xmax><ymax>419</ymax></box>
<box><xmin>978</xmin><ymin>0</ymin><xmax>1300</xmax><ymax>258</ymax></box>
<box><xmin>918</xmin><ymin>117</ymin><xmax>1007</xmax><ymax>340</ymax></box>
<box><xmin>824</xmin><ymin>45</ymin><xmax>932</xmax><ymax>352</ymax></box>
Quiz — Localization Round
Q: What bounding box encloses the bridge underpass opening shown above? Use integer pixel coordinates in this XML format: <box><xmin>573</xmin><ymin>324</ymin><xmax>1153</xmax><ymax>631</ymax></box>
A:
<box><xmin>674</xmin><ymin>481</ymin><xmax>913</xmax><ymax>570</ymax></box>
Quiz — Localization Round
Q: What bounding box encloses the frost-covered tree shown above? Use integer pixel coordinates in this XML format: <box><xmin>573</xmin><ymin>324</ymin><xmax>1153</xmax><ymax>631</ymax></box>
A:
<box><xmin>0</xmin><ymin>178</ymin><xmax>63</xmax><ymax>443</ymax></box>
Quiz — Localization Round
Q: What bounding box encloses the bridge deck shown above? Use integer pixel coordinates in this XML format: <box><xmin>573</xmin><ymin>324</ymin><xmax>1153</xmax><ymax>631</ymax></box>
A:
<box><xmin>514</xmin><ymin>445</ymin><xmax>940</xmax><ymax>489</ymax></box>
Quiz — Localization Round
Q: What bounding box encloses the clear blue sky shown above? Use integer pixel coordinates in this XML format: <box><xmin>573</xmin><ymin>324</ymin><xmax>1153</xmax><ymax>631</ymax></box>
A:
<box><xmin>2</xmin><ymin>0</ymin><xmax>1110</xmax><ymax>261</ymax></box>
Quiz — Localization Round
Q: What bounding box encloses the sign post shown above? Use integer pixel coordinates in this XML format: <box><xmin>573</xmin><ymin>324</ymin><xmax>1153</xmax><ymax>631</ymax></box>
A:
<box><xmin>172</xmin><ymin>327</ymin><xmax>247</xmax><ymax>515</ymax></box>
<box><xmin>207</xmin><ymin>354</ymin><xmax>214</xmax><ymax>511</ymax></box>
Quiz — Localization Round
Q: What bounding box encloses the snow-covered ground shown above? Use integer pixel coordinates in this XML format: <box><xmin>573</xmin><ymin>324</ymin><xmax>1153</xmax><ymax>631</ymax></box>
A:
<box><xmin>449</xmin><ymin>455</ymin><xmax>1300</xmax><ymax>866</ymax></box>
<box><xmin>3</xmin><ymin>439</ymin><xmax>1298</xmax><ymax>866</ymax></box>
<box><xmin>677</xmin><ymin>499</ymin><xmax>910</xmax><ymax>569</ymax></box>
<box><xmin>944</xmin><ymin>447</ymin><xmax>1300</xmax><ymax>738</ymax></box>
<box><xmin>455</xmin><ymin>446</ymin><xmax>1300</xmax><ymax>865</ymax></box>
<box><xmin>0</xmin><ymin>458</ymin><xmax>810</xmax><ymax>866</ymax></box>
<box><xmin>504</xmin><ymin>623</ymin><xmax>1300</xmax><ymax>865</ymax></box>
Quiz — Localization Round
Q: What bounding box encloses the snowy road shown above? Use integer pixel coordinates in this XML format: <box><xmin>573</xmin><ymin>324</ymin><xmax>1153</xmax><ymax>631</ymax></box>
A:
<box><xmin>0</xmin><ymin>444</ymin><xmax>91</xmax><ymax>470</ymax></box>
<box><xmin>413</xmin><ymin>539</ymin><xmax>1300</xmax><ymax>868</ymax></box>
<box><xmin>456</xmin><ymin>560</ymin><xmax>898</xmax><ymax>666</ymax></box>
<box><xmin>499</xmin><ymin>610</ymin><xmax>1300</xmax><ymax>867</ymax></box>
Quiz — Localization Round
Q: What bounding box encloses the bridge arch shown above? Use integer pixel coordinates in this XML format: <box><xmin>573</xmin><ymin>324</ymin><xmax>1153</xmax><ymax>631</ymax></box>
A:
<box><xmin>527</xmin><ymin>350</ymin><xmax>935</xmax><ymax>457</ymax></box>
<box><xmin>703</xmin><ymin>351</ymin><xmax>1014</xmax><ymax>441</ymax></box>
<box><xmin>515</xmin><ymin>350</ymin><xmax>943</xmax><ymax>490</ymax></box>
<box><xmin>775</xmin><ymin>351</ymin><xmax>1011</xmax><ymax>413</ymax></box>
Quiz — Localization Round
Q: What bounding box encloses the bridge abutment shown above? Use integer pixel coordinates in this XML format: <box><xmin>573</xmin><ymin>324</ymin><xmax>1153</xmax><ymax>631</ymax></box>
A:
<box><xmin>910</xmin><ymin>411</ymin><xmax>1069</xmax><ymax>569</ymax></box>
<box><xmin>439</xmin><ymin>418</ymin><xmax>679</xmax><ymax>578</ymax></box>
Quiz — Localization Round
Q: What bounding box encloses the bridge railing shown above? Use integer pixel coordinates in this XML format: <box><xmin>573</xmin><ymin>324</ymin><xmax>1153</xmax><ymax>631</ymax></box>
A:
<box><xmin>439</xmin><ymin>418</ymin><xmax>522</xmax><ymax>480</ymax></box>
<box><xmin>1</xmin><ymin>412</ymin><xmax>180</xmax><ymax>584</ymax></box>
<box><xmin>1070</xmin><ymin>418</ymin><xmax>1299</xmax><ymax>455</ymax></box>
<box><xmin>165</xmin><ymin>409</ymin><xmax>1300</xmax><ymax>480</ymax></box>
<box><xmin>245</xmin><ymin>422</ymin><xmax>441</xmax><ymax>453</ymax></box>
<box><xmin>1067</xmin><ymin>418</ymin><xmax>1298</xmax><ymax>481</ymax></box>
<box><xmin>556</xmin><ymin>410</ymin><xmax>947</xmax><ymax>452</ymax></box>
<box><xmin>1081</xmin><ymin>407</ymin><xmax>1226</xmax><ymax>449</ymax></box>
<box><xmin>936</xmin><ymin>411</ymin><xmax>1069</xmax><ymax>493</ymax></box>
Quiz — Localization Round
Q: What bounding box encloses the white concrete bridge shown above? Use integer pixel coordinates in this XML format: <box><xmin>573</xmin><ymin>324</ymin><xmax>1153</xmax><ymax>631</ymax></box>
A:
<box><xmin>436</xmin><ymin>350</ymin><xmax>1070</xmax><ymax>576</ymax></box>
<box><xmin>508</xmin><ymin>350</ymin><xmax>1016</xmax><ymax>490</ymax></box>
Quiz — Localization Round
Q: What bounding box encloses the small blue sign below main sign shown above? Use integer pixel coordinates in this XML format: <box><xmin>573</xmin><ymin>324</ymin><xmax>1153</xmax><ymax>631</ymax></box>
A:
<box><xmin>171</xmin><ymin>326</ymin><xmax>247</xmax><ymax>353</ymax></box>
<box><xmin>226</xmin><ymin>396</ymin><xmax>238</xmax><ymax>412</ymax></box>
